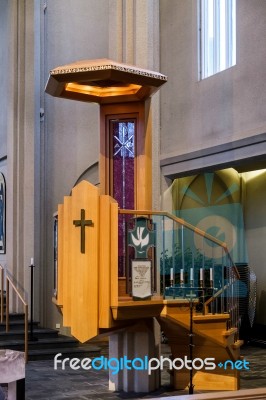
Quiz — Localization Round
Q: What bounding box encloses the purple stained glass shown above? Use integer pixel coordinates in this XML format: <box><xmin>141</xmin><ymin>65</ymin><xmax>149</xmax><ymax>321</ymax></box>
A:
<box><xmin>111</xmin><ymin>120</ymin><xmax>135</xmax><ymax>276</ymax></box>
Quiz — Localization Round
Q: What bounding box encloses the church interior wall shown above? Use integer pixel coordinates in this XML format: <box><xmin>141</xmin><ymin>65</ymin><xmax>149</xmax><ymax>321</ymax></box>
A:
<box><xmin>41</xmin><ymin>0</ymin><xmax>109</xmax><ymax>328</ymax></box>
<box><xmin>162</xmin><ymin>167</ymin><xmax>266</xmax><ymax>326</ymax></box>
<box><xmin>2</xmin><ymin>0</ymin><xmax>265</xmax><ymax>338</ymax></box>
<box><xmin>159</xmin><ymin>0</ymin><xmax>266</xmax><ymax>161</ymax></box>
<box><xmin>244</xmin><ymin>170</ymin><xmax>266</xmax><ymax>325</ymax></box>
<box><xmin>0</xmin><ymin>0</ymin><xmax>7</xmax><ymax>267</ymax></box>
<box><xmin>1</xmin><ymin>0</ymin><xmax>36</xmax><ymax>320</ymax></box>
<box><xmin>159</xmin><ymin>0</ymin><xmax>266</xmax><ymax>327</ymax></box>
<box><xmin>0</xmin><ymin>0</ymin><xmax>8</xmax><ymax>160</ymax></box>
<box><xmin>43</xmin><ymin>0</ymin><xmax>108</xmax><ymax>206</ymax></box>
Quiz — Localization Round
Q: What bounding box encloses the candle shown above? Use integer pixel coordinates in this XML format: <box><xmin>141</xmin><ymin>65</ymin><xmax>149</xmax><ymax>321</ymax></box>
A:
<box><xmin>200</xmin><ymin>268</ymin><xmax>203</xmax><ymax>280</ymax></box>
<box><xmin>190</xmin><ymin>268</ymin><xmax>194</xmax><ymax>281</ymax></box>
<box><xmin>180</xmin><ymin>269</ymin><xmax>184</xmax><ymax>281</ymax></box>
<box><xmin>170</xmin><ymin>268</ymin><xmax>173</xmax><ymax>281</ymax></box>
<box><xmin>210</xmin><ymin>268</ymin><xmax>213</xmax><ymax>281</ymax></box>
<box><xmin>31</xmin><ymin>258</ymin><xmax>34</xmax><ymax>266</ymax></box>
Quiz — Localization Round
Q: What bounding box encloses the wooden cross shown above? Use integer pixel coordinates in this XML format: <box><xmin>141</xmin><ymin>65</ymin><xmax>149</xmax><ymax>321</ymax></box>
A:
<box><xmin>73</xmin><ymin>209</ymin><xmax>93</xmax><ymax>254</ymax></box>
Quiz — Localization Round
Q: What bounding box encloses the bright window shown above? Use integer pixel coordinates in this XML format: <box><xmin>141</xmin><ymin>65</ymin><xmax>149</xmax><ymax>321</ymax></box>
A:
<box><xmin>199</xmin><ymin>0</ymin><xmax>236</xmax><ymax>79</ymax></box>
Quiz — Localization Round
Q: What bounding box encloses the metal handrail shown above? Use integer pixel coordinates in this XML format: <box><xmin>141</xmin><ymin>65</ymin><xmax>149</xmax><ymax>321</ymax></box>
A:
<box><xmin>5</xmin><ymin>275</ymin><xmax>28</xmax><ymax>363</ymax></box>
<box><xmin>204</xmin><ymin>284</ymin><xmax>230</xmax><ymax>312</ymax></box>
<box><xmin>0</xmin><ymin>265</ymin><xmax>3</xmax><ymax>323</ymax></box>
<box><xmin>119</xmin><ymin>209</ymin><xmax>240</xmax><ymax>279</ymax></box>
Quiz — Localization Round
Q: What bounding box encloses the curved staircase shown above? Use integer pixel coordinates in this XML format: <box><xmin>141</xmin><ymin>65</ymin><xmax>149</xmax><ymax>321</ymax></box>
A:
<box><xmin>159</xmin><ymin>303</ymin><xmax>243</xmax><ymax>391</ymax></box>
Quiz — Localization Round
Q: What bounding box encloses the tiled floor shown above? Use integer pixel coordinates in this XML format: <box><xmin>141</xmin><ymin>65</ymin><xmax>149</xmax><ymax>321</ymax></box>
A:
<box><xmin>24</xmin><ymin>344</ymin><xmax>266</xmax><ymax>400</ymax></box>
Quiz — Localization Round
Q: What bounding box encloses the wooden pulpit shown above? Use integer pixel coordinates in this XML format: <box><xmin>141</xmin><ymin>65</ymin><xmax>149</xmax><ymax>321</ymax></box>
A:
<box><xmin>57</xmin><ymin>180</ymin><xmax>118</xmax><ymax>342</ymax></box>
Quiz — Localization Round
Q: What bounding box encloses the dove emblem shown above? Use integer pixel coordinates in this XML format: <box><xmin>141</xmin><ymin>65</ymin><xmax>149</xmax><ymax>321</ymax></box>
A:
<box><xmin>131</xmin><ymin>227</ymin><xmax>149</xmax><ymax>252</ymax></box>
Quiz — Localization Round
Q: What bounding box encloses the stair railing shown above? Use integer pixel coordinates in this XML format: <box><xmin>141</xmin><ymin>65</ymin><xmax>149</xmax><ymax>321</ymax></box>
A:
<box><xmin>204</xmin><ymin>250</ymin><xmax>240</xmax><ymax>338</ymax></box>
<box><xmin>0</xmin><ymin>264</ymin><xmax>4</xmax><ymax>323</ymax></box>
<box><xmin>119</xmin><ymin>209</ymin><xmax>240</xmax><ymax>337</ymax></box>
<box><xmin>5</xmin><ymin>275</ymin><xmax>28</xmax><ymax>363</ymax></box>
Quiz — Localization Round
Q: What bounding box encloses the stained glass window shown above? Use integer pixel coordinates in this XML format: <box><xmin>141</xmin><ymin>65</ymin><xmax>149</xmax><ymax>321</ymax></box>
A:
<box><xmin>111</xmin><ymin>120</ymin><xmax>135</xmax><ymax>276</ymax></box>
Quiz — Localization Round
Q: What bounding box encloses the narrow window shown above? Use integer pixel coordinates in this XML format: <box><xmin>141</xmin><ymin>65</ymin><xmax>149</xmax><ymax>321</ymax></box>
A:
<box><xmin>110</xmin><ymin>119</ymin><xmax>135</xmax><ymax>276</ymax></box>
<box><xmin>200</xmin><ymin>0</ymin><xmax>236</xmax><ymax>79</ymax></box>
<box><xmin>111</xmin><ymin>120</ymin><xmax>135</xmax><ymax>211</ymax></box>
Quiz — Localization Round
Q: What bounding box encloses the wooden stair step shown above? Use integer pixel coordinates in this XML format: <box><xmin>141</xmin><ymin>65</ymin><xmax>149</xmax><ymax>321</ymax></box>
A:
<box><xmin>159</xmin><ymin>308</ymin><xmax>243</xmax><ymax>392</ymax></box>
<box><xmin>155</xmin><ymin>387</ymin><xmax>266</xmax><ymax>399</ymax></box>
<box><xmin>193</xmin><ymin>314</ymin><xmax>230</xmax><ymax>323</ymax></box>
<box><xmin>222</xmin><ymin>327</ymin><xmax>238</xmax><ymax>337</ymax></box>
<box><xmin>232</xmin><ymin>339</ymin><xmax>244</xmax><ymax>349</ymax></box>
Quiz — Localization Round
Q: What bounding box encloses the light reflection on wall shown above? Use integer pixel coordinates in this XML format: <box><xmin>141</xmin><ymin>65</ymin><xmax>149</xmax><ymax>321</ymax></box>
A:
<box><xmin>243</xmin><ymin>169</ymin><xmax>266</xmax><ymax>182</ymax></box>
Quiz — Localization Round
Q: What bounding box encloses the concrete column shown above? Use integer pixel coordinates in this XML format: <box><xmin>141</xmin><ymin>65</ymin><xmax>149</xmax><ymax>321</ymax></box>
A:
<box><xmin>133</xmin><ymin>0</ymin><xmax>161</xmax><ymax>210</ymax></box>
<box><xmin>0</xmin><ymin>3</ymin><xmax>8</xmax><ymax>271</ymax></box>
<box><xmin>108</xmin><ymin>0</ymin><xmax>123</xmax><ymax>62</ymax></box>
<box><xmin>108</xmin><ymin>333</ymin><xmax>124</xmax><ymax>391</ymax></box>
<box><xmin>109</xmin><ymin>320</ymin><xmax>161</xmax><ymax>393</ymax></box>
<box><xmin>6</xmin><ymin>0</ymin><xmax>36</xmax><ymax>312</ymax></box>
<box><xmin>108</xmin><ymin>0</ymin><xmax>161</xmax><ymax>210</ymax></box>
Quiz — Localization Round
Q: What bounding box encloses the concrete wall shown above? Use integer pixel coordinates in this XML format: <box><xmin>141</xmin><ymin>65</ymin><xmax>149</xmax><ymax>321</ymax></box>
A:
<box><xmin>244</xmin><ymin>170</ymin><xmax>266</xmax><ymax>325</ymax></box>
<box><xmin>159</xmin><ymin>0</ymin><xmax>266</xmax><ymax>160</ymax></box>
<box><xmin>0</xmin><ymin>0</ymin><xmax>8</xmax><ymax>268</ymax></box>
<box><xmin>159</xmin><ymin>0</ymin><xmax>266</xmax><ymax>326</ymax></box>
<box><xmin>41</xmin><ymin>0</ymin><xmax>109</xmax><ymax>328</ymax></box>
<box><xmin>43</xmin><ymin>0</ymin><xmax>108</xmax><ymax>203</ymax></box>
<box><xmin>0</xmin><ymin>0</ymin><xmax>8</xmax><ymax>159</ymax></box>
<box><xmin>2</xmin><ymin>0</ymin><xmax>36</xmax><ymax>315</ymax></box>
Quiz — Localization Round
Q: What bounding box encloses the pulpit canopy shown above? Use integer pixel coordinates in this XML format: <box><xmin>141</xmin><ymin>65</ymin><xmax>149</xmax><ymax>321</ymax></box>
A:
<box><xmin>45</xmin><ymin>58</ymin><xmax>167</xmax><ymax>104</ymax></box>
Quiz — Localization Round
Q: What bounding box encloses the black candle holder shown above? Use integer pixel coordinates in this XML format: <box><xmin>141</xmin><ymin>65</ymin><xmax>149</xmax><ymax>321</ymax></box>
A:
<box><xmin>29</xmin><ymin>261</ymin><xmax>38</xmax><ymax>342</ymax></box>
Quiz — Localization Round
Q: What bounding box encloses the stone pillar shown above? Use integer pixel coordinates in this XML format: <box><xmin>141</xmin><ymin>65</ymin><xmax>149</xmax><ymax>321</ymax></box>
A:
<box><xmin>109</xmin><ymin>319</ymin><xmax>161</xmax><ymax>393</ymax></box>
<box><xmin>6</xmin><ymin>0</ymin><xmax>36</xmax><ymax>313</ymax></box>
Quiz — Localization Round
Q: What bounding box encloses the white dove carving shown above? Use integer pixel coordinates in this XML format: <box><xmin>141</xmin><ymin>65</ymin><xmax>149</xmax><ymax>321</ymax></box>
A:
<box><xmin>131</xmin><ymin>227</ymin><xmax>149</xmax><ymax>249</ymax></box>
